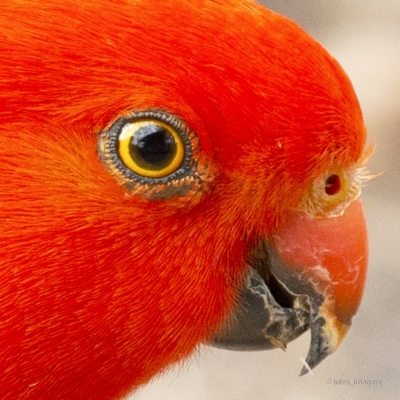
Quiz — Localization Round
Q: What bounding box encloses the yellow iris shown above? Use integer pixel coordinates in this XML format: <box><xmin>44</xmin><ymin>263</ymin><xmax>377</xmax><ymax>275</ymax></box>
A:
<box><xmin>118</xmin><ymin>119</ymin><xmax>185</xmax><ymax>178</ymax></box>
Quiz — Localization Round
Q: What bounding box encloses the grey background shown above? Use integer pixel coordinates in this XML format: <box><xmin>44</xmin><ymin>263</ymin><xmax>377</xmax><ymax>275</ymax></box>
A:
<box><xmin>130</xmin><ymin>1</ymin><xmax>400</xmax><ymax>399</ymax></box>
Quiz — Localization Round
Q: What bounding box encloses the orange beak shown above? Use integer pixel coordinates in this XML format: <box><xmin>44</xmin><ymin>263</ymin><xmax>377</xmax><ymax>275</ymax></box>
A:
<box><xmin>212</xmin><ymin>199</ymin><xmax>368</xmax><ymax>374</ymax></box>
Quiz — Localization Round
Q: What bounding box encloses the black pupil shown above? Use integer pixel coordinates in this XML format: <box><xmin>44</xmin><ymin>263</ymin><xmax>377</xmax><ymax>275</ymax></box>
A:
<box><xmin>129</xmin><ymin>124</ymin><xmax>177</xmax><ymax>170</ymax></box>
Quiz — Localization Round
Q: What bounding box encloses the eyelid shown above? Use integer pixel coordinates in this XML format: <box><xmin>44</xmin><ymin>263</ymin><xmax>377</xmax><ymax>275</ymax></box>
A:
<box><xmin>97</xmin><ymin>110</ymin><xmax>216</xmax><ymax>203</ymax></box>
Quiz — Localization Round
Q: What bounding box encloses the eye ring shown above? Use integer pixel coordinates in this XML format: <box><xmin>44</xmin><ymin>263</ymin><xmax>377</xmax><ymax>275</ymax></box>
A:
<box><xmin>98</xmin><ymin>110</ymin><xmax>215</xmax><ymax>201</ymax></box>
<box><xmin>99</xmin><ymin>110</ymin><xmax>193</xmax><ymax>184</ymax></box>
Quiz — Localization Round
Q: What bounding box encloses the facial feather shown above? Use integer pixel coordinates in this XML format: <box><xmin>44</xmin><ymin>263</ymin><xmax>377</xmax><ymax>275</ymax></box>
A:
<box><xmin>0</xmin><ymin>0</ymin><xmax>367</xmax><ymax>398</ymax></box>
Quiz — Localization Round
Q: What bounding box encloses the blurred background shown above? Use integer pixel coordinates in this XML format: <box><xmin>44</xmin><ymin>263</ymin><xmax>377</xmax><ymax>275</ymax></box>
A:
<box><xmin>130</xmin><ymin>1</ymin><xmax>400</xmax><ymax>399</ymax></box>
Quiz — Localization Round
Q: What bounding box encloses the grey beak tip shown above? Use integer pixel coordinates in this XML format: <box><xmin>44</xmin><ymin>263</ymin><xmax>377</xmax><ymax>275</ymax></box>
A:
<box><xmin>299</xmin><ymin>366</ymin><xmax>309</xmax><ymax>377</ymax></box>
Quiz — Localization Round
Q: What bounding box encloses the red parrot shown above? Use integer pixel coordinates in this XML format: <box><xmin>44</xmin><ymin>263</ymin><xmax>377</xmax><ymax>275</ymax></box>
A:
<box><xmin>0</xmin><ymin>0</ymin><xmax>371</xmax><ymax>399</ymax></box>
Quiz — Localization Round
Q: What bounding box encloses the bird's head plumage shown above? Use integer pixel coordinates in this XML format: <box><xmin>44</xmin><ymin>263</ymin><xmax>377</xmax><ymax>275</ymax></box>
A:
<box><xmin>0</xmin><ymin>0</ymin><xmax>370</xmax><ymax>398</ymax></box>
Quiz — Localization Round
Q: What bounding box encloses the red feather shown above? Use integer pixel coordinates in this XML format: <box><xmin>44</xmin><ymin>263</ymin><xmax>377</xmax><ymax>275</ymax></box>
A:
<box><xmin>0</xmin><ymin>0</ymin><xmax>366</xmax><ymax>398</ymax></box>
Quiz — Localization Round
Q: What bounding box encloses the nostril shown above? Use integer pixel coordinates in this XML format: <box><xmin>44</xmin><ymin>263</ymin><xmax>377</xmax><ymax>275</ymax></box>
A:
<box><xmin>324</xmin><ymin>174</ymin><xmax>341</xmax><ymax>195</ymax></box>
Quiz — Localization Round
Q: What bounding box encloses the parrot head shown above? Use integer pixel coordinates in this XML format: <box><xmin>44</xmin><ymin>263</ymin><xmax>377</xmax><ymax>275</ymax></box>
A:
<box><xmin>0</xmin><ymin>0</ymin><xmax>371</xmax><ymax>398</ymax></box>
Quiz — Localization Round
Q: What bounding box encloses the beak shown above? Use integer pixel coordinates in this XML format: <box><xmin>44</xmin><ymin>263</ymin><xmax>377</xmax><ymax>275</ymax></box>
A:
<box><xmin>211</xmin><ymin>199</ymin><xmax>368</xmax><ymax>374</ymax></box>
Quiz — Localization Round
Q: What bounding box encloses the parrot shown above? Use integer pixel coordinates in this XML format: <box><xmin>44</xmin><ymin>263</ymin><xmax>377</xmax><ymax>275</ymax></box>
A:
<box><xmin>0</xmin><ymin>0</ymin><xmax>372</xmax><ymax>399</ymax></box>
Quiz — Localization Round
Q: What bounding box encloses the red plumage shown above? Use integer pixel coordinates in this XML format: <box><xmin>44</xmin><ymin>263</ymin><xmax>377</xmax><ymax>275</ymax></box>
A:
<box><xmin>0</xmin><ymin>0</ymin><xmax>368</xmax><ymax>399</ymax></box>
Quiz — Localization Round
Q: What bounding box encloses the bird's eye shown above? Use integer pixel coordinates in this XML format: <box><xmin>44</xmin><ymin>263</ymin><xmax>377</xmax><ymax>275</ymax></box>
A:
<box><xmin>98</xmin><ymin>110</ymin><xmax>214</xmax><ymax>201</ymax></box>
<box><xmin>118</xmin><ymin>119</ymin><xmax>185</xmax><ymax>178</ymax></box>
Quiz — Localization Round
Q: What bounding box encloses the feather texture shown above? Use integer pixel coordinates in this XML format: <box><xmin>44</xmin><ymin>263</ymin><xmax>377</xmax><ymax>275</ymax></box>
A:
<box><xmin>0</xmin><ymin>0</ymin><xmax>366</xmax><ymax>398</ymax></box>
